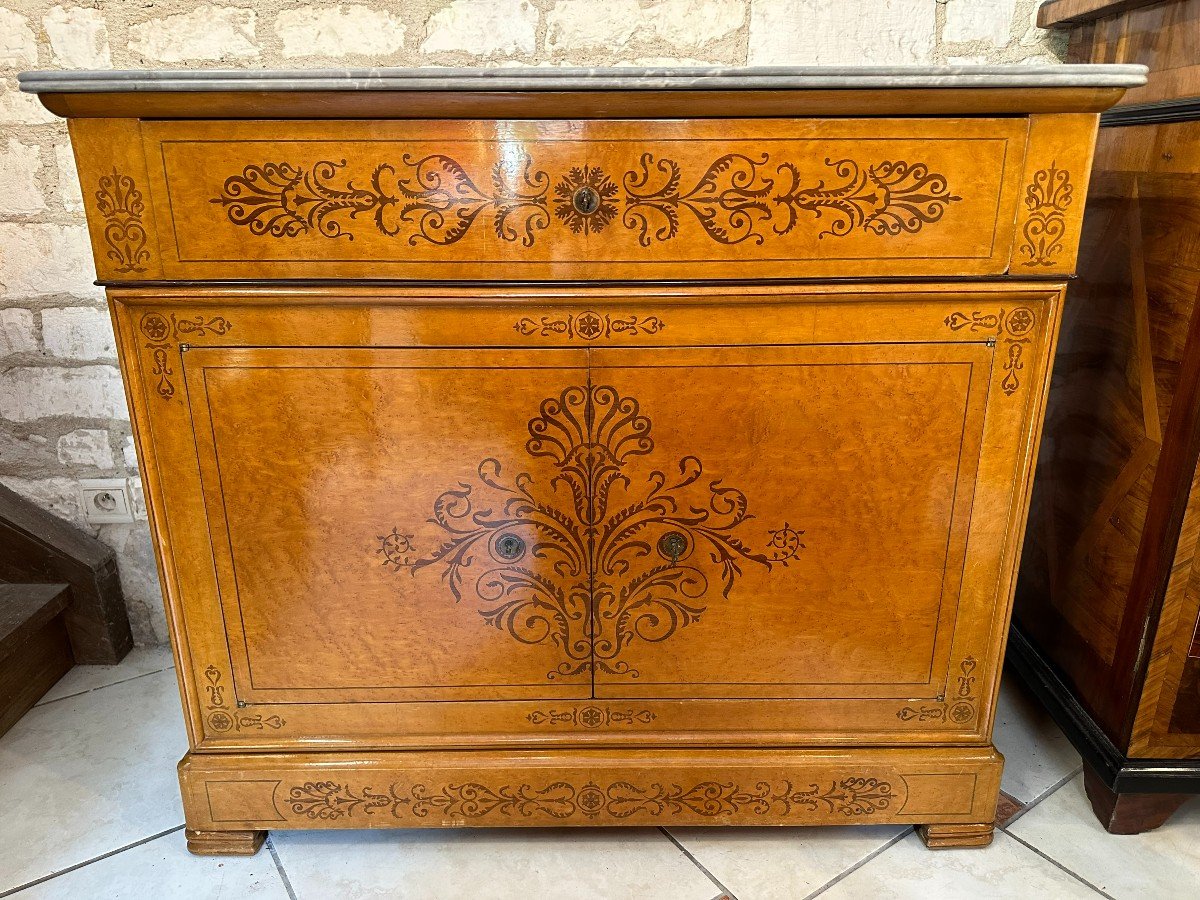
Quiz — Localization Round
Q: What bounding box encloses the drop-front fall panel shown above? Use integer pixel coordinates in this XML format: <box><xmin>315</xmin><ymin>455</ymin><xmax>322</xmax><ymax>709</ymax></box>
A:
<box><xmin>113</xmin><ymin>286</ymin><xmax>1056</xmax><ymax>751</ymax></box>
<box><xmin>186</xmin><ymin>342</ymin><xmax>987</xmax><ymax>704</ymax></box>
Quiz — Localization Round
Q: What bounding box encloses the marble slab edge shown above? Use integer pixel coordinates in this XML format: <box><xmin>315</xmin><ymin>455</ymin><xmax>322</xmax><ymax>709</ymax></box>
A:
<box><xmin>18</xmin><ymin>64</ymin><xmax>1148</xmax><ymax>94</ymax></box>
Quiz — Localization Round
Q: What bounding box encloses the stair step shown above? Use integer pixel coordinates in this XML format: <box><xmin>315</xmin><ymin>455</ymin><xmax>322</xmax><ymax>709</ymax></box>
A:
<box><xmin>0</xmin><ymin>583</ymin><xmax>70</xmax><ymax>663</ymax></box>
<box><xmin>0</xmin><ymin>583</ymin><xmax>74</xmax><ymax>738</ymax></box>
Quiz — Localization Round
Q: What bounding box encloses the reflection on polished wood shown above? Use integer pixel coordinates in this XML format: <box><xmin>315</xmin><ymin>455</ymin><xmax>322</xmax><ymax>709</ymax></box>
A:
<box><xmin>1016</xmin><ymin>0</ymin><xmax>1200</xmax><ymax>834</ymax></box>
<box><xmin>1046</xmin><ymin>0</ymin><xmax>1200</xmax><ymax>108</ymax></box>
<box><xmin>27</xmin><ymin>72</ymin><xmax>1120</xmax><ymax>853</ymax></box>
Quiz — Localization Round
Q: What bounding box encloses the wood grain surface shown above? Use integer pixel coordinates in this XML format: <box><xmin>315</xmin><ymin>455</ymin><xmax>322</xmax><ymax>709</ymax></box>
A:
<box><xmin>1015</xmin><ymin>31</ymin><xmax>1200</xmax><ymax>766</ymax></box>
<box><xmin>48</xmin><ymin>82</ymin><xmax>1113</xmax><ymax>850</ymax></box>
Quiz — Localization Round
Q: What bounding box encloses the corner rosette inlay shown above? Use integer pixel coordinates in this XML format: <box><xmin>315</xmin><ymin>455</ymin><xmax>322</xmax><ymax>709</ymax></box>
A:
<box><xmin>943</xmin><ymin>306</ymin><xmax>1036</xmax><ymax>396</ymax></box>
<box><xmin>897</xmin><ymin>656</ymin><xmax>979</xmax><ymax>725</ymax></box>
<box><xmin>139</xmin><ymin>312</ymin><xmax>232</xmax><ymax>401</ymax></box>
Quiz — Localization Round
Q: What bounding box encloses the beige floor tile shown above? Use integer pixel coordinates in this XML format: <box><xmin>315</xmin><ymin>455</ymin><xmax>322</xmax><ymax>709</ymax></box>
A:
<box><xmin>15</xmin><ymin>830</ymin><xmax>289</xmax><ymax>899</ymax></box>
<box><xmin>668</xmin><ymin>824</ymin><xmax>907</xmax><ymax>899</ymax></box>
<box><xmin>993</xmin><ymin>671</ymin><xmax>1081</xmax><ymax>803</ymax></box>
<box><xmin>0</xmin><ymin>669</ymin><xmax>188</xmax><ymax>893</ymax></box>
<box><xmin>271</xmin><ymin>827</ymin><xmax>719</xmax><ymax>900</ymax></box>
<box><xmin>38</xmin><ymin>644</ymin><xmax>176</xmax><ymax>705</ymax></box>
<box><xmin>818</xmin><ymin>828</ymin><xmax>1100</xmax><ymax>899</ymax></box>
<box><xmin>1009</xmin><ymin>773</ymin><xmax>1200</xmax><ymax>899</ymax></box>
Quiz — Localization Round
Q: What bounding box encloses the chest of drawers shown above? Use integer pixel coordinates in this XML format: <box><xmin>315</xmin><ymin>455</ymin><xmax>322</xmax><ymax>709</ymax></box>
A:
<box><xmin>21</xmin><ymin>65</ymin><xmax>1142</xmax><ymax>853</ymax></box>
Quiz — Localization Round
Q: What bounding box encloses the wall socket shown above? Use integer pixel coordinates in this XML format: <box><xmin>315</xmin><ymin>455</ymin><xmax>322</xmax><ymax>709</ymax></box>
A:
<box><xmin>79</xmin><ymin>478</ymin><xmax>135</xmax><ymax>525</ymax></box>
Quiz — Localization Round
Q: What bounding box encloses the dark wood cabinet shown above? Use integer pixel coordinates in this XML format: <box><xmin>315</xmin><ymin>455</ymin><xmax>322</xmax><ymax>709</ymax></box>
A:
<box><xmin>1014</xmin><ymin>0</ymin><xmax>1200</xmax><ymax>833</ymax></box>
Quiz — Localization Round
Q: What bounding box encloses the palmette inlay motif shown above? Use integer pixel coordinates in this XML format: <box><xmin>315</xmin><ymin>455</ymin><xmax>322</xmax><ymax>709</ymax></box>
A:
<box><xmin>96</xmin><ymin>168</ymin><xmax>150</xmax><ymax>273</ymax></box>
<box><xmin>285</xmin><ymin>777</ymin><xmax>894</xmax><ymax>821</ymax></box>
<box><xmin>203</xmin><ymin>665</ymin><xmax>225</xmax><ymax>708</ymax></box>
<box><xmin>212</xmin><ymin>153</ymin><xmax>961</xmax><ymax>247</ymax></box>
<box><xmin>1019</xmin><ymin>163</ymin><xmax>1072</xmax><ymax>267</ymax></box>
<box><xmin>376</xmin><ymin>383</ymin><xmax>804</xmax><ymax>679</ymax></box>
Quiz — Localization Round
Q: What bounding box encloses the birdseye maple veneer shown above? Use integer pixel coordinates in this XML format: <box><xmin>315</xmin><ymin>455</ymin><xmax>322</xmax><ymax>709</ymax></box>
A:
<box><xmin>20</xmin><ymin>64</ymin><xmax>1144</xmax><ymax>854</ymax></box>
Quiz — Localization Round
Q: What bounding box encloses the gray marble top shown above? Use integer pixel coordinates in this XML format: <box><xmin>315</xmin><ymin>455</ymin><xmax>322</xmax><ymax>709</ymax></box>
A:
<box><xmin>19</xmin><ymin>64</ymin><xmax>1147</xmax><ymax>94</ymax></box>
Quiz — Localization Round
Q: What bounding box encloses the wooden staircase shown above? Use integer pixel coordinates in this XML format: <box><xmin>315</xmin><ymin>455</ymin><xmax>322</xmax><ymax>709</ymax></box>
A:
<box><xmin>0</xmin><ymin>484</ymin><xmax>133</xmax><ymax>738</ymax></box>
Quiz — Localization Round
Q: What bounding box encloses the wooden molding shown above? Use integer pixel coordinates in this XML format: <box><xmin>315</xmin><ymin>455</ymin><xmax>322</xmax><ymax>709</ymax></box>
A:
<box><xmin>1038</xmin><ymin>0</ymin><xmax>1167</xmax><ymax>28</ymax></box>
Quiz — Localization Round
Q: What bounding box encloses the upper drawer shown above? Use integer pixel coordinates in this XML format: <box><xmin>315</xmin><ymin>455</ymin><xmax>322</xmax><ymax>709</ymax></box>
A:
<box><xmin>76</xmin><ymin>116</ymin><xmax>1094</xmax><ymax>281</ymax></box>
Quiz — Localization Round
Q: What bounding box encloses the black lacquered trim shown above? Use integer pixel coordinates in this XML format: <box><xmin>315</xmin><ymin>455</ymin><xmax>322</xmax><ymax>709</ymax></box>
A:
<box><xmin>1007</xmin><ymin>626</ymin><xmax>1200</xmax><ymax>794</ymax></box>
<box><xmin>1102</xmin><ymin>97</ymin><xmax>1200</xmax><ymax>127</ymax></box>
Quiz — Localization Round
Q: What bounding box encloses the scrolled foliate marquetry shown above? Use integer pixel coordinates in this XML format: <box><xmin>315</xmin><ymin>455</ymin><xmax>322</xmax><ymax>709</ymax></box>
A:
<box><xmin>375</xmin><ymin>382</ymin><xmax>805</xmax><ymax>679</ymax></box>
<box><xmin>211</xmin><ymin>153</ymin><xmax>961</xmax><ymax>248</ymax></box>
<box><xmin>284</xmin><ymin>777</ymin><xmax>895</xmax><ymax>822</ymax></box>
<box><xmin>624</xmin><ymin>153</ymin><xmax>961</xmax><ymax>245</ymax></box>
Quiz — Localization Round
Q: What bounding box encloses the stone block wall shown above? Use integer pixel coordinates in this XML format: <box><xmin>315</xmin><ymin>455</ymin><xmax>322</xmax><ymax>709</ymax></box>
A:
<box><xmin>0</xmin><ymin>0</ymin><xmax>1063</xmax><ymax>643</ymax></box>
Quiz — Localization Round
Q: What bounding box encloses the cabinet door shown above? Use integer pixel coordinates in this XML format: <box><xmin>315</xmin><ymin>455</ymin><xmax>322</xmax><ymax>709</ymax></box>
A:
<box><xmin>120</xmin><ymin>289</ymin><xmax>1050</xmax><ymax>747</ymax></box>
<box><xmin>182</xmin><ymin>346</ymin><xmax>593</xmax><ymax>703</ymax></box>
<box><xmin>588</xmin><ymin>343</ymin><xmax>992</xmax><ymax>700</ymax></box>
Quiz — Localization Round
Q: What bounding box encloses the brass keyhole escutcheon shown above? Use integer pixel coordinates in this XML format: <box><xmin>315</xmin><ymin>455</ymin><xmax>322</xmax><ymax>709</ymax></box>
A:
<box><xmin>495</xmin><ymin>533</ymin><xmax>526</xmax><ymax>561</ymax></box>
<box><xmin>572</xmin><ymin>186</ymin><xmax>601</xmax><ymax>216</ymax></box>
<box><xmin>658</xmin><ymin>531</ymin><xmax>689</xmax><ymax>562</ymax></box>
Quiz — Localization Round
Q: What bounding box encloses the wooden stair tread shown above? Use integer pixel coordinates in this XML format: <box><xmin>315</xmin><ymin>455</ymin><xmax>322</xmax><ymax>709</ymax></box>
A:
<box><xmin>0</xmin><ymin>484</ymin><xmax>132</xmax><ymax>664</ymax></box>
<box><xmin>0</xmin><ymin>583</ymin><xmax>70</xmax><ymax>663</ymax></box>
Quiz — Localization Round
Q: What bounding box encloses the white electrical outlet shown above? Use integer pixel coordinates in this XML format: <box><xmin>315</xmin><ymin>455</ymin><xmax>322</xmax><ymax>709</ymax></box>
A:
<box><xmin>80</xmin><ymin>478</ymin><xmax>135</xmax><ymax>524</ymax></box>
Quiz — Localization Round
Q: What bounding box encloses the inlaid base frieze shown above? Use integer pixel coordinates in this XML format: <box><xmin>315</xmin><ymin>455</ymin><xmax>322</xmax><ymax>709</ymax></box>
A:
<box><xmin>178</xmin><ymin>746</ymin><xmax>1002</xmax><ymax>837</ymax></box>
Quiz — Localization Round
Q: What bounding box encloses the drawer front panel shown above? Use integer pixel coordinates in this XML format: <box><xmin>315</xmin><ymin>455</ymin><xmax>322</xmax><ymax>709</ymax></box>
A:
<box><xmin>115</xmin><ymin>285</ymin><xmax>1057</xmax><ymax>749</ymax></box>
<box><xmin>140</xmin><ymin>118</ymin><xmax>1028</xmax><ymax>281</ymax></box>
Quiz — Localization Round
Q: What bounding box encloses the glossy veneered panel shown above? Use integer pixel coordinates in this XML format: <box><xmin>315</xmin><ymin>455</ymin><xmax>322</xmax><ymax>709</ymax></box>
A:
<box><xmin>1059</xmin><ymin>0</ymin><xmax>1200</xmax><ymax>107</ymax></box>
<box><xmin>1015</xmin><ymin>117</ymin><xmax>1200</xmax><ymax>754</ymax></box>
<box><xmin>588</xmin><ymin>343</ymin><xmax>992</xmax><ymax>700</ymax></box>
<box><xmin>139</xmin><ymin>117</ymin><xmax>1027</xmax><ymax>281</ymax></box>
<box><xmin>183</xmin><ymin>347</ymin><xmax>592</xmax><ymax>702</ymax></box>
<box><xmin>113</xmin><ymin>284</ymin><xmax>1060</xmax><ymax>750</ymax></box>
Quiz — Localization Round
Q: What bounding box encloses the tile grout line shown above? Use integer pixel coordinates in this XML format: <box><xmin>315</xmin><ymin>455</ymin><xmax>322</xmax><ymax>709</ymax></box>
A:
<box><xmin>33</xmin><ymin>666</ymin><xmax>176</xmax><ymax>708</ymax></box>
<box><xmin>1000</xmin><ymin>766</ymin><xmax>1117</xmax><ymax>900</ymax></box>
<box><xmin>265</xmin><ymin>836</ymin><xmax>299</xmax><ymax>900</ymax></box>
<box><xmin>1000</xmin><ymin>764</ymin><xmax>1083</xmax><ymax>831</ymax></box>
<box><xmin>0</xmin><ymin>824</ymin><xmax>186</xmax><ymax>898</ymax></box>
<box><xmin>801</xmin><ymin>827</ymin><xmax>914</xmax><ymax>900</ymax></box>
<box><xmin>1005</xmin><ymin>831</ymin><xmax>1116</xmax><ymax>900</ymax></box>
<box><xmin>658</xmin><ymin>828</ymin><xmax>738</xmax><ymax>900</ymax></box>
